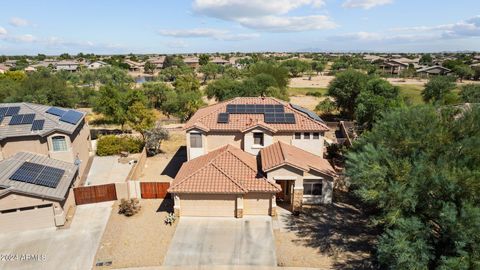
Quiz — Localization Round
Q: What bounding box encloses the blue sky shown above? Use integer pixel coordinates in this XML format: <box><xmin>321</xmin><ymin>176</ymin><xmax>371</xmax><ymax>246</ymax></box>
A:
<box><xmin>0</xmin><ymin>0</ymin><xmax>479</xmax><ymax>55</ymax></box>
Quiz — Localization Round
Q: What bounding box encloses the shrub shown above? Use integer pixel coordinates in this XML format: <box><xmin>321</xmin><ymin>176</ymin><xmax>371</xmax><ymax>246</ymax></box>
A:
<box><xmin>306</xmin><ymin>91</ymin><xmax>322</xmax><ymax>97</ymax></box>
<box><xmin>118</xmin><ymin>198</ymin><xmax>141</xmax><ymax>217</ymax></box>
<box><xmin>96</xmin><ymin>135</ymin><xmax>145</xmax><ymax>156</ymax></box>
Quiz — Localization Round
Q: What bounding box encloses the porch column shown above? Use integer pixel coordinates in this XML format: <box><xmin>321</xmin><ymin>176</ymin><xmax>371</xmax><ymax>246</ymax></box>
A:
<box><xmin>236</xmin><ymin>195</ymin><xmax>244</xmax><ymax>218</ymax></box>
<box><xmin>292</xmin><ymin>180</ymin><xmax>304</xmax><ymax>214</ymax></box>
<box><xmin>173</xmin><ymin>194</ymin><xmax>181</xmax><ymax>217</ymax></box>
<box><xmin>270</xmin><ymin>194</ymin><xmax>277</xmax><ymax>216</ymax></box>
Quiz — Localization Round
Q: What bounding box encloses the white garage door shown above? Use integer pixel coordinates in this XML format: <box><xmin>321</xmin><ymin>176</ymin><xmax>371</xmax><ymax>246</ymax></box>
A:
<box><xmin>244</xmin><ymin>193</ymin><xmax>271</xmax><ymax>215</ymax></box>
<box><xmin>180</xmin><ymin>194</ymin><xmax>236</xmax><ymax>217</ymax></box>
<box><xmin>0</xmin><ymin>204</ymin><xmax>55</xmax><ymax>232</ymax></box>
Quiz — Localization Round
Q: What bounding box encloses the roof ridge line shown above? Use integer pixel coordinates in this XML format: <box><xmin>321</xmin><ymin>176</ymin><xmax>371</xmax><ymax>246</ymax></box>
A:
<box><xmin>225</xmin><ymin>147</ymin><xmax>258</xmax><ymax>174</ymax></box>
<box><xmin>210</xmin><ymin>162</ymin><xmax>248</xmax><ymax>192</ymax></box>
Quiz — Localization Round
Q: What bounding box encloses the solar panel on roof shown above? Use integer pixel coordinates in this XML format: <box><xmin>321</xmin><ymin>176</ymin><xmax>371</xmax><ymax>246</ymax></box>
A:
<box><xmin>217</xmin><ymin>113</ymin><xmax>229</xmax><ymax>123</ymax></box>
<box><xmin>21</xmin><ymin>113</ymin><xmax>35</xmax><ymax>124</ymax></box>
<box><xmin>46</xmin><ymin>107</ymin><xmax>67</xmax><ymax>117</ymax></box>
<box><xmin>5</xmin><ymin>106</ymin><xmax>20</xmax><ymax>116</ymax></box>
<box><xmin>0</xmin><ymin>107</ymin><xmax>8</xmax><ymax>117</ymax></box>
<box><xmin>59</xmin><ymin>110</ymin><xmax>83</xmax><ymax>125</ymax></box>
<box><xmin>9</xmin><ymin>162</ymin><xmax>64</xmax><ymax>188</ymax></box>
<box><xmin>290</xmin><ymin>103</ymin><xmax>325</xmax><ymax>123</ymax></box>
<box><xmin>274</xmin><ymin>105</ymin><xmax>285</xmax><ymax>112</ymax></box>
<box><xmin>31</xmin><ymin>119</ymin><xmax>45</xmax><ymax>131</ymax></box>
<box><xmin>9</xmin><ymin>114</ymin><xmax>23</xmax><ymax>125</ymax></box>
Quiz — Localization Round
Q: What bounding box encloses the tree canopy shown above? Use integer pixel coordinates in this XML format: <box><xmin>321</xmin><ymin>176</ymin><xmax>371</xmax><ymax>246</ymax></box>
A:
<box><xmin>459</xmin><ymin>83</ymin><xmax>480</xmax><ymax>103</ymax></box>
<box><xmin>346</xmin><ymin>105</ymin><xmax>480</xmax><ymax>269</ymax></box>
<box><xmin>422</xmin><ymin>76</ymin><xmax>457</xmax><ymax>104</ymax></box>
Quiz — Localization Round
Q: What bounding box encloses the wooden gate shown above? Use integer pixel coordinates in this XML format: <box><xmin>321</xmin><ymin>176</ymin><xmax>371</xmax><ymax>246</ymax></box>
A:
<box><xmin>140</xmin><ymin>182</ymin><xmax>170</xmax><ymax>199</ymax></box>
<box><xmin>74</xmin><ymin>184</ymin><xmax>117</xmax><ymax>205</ymax></box>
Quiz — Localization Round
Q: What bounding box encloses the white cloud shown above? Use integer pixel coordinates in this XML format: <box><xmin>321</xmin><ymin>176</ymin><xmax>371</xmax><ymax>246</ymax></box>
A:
<box><xmin>9</xmin><ymin>17</ymin><xmax>30</xmax><ymax>27</ymax></box>
<box><xmin>166</xmin><ymin>40</ymin><xmax>189</xmax><ymax>48</ymax></box>
<box><xmin>158</xmin><ymin>28</ymin><xmax>260</xmax><ymax>41</ymax></box>
<box><xmin>342</xmin><ymin>0</ymin><xmax>393</xmax><ymax>9</ymax></box>
<box><xmin>0</xmin><ymin>27</ymin><xmax>7</xmax><ymax>36</ymax></box>
<box><xmin>192</xmin><ymin>0</ymin><xmax>335</xmax><ymax>32</ymax></box>
<box><xmin>14</xmin><ymin>34</ymin><xmax>36</xmax><ymax>42</ymax></box>
<box><xmin>329</xmin><ymin>15</ymin><xmax>480</xmax><ymax>45</ymax></box>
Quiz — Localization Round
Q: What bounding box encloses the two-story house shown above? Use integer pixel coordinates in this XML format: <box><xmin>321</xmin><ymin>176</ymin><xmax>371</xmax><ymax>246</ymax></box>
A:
<box><xmin>0</xmin><ymin>103</ymin><xmax>91</xmax><ymax>232</ymax></box>
<box><xmin>169</xmin><ymin>97</ymin><xmax>337</xmax><ymax>218</ymax></box>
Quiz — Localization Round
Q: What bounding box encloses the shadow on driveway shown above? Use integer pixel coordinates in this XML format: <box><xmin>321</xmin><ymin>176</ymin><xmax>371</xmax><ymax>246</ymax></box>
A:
<box><xmin>283</xmin><ymin>191</ymin><xmax>381</xmax><ymax>270</ymax></box>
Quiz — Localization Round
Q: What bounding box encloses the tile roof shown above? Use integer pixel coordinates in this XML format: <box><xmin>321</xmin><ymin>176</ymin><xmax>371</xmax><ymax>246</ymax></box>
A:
<box><xmin>0</xmin><ymin>103</ymin><xmax>86</xmax><ymax>141</ymax></box>
<box><xmin>260</xmin><ymin>141</ymin><xmax>337</xmax><ymax>178</ymax></box>
<box><xmin>169</xmin><ymin>144</ymin><xmax>280</xmax><ymax>194</ymax></box>
<box><xmin>0</xmin><ymin>152</ymin><xmax>78</xmax><ymax>201</ymax></box>
<box><xmin>185</xmin><ymin>97</ymin><xmax>329</xmax><ymax>133</ymax></box>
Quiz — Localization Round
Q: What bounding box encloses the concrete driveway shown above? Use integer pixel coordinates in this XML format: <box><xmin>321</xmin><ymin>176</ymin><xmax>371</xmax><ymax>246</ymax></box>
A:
<box><xmin>164</xmin><ymin>216</ymin><xmax>276</xmax><ymax>267</ymax></box>
<box><xmin>0</xmin><ymin>201</ymin><xmax>113</xmax><ymax>270</ymax></box>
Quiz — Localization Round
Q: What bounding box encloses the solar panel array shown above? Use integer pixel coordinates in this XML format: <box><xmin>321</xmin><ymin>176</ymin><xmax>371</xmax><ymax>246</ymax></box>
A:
<box><xmin>9</xmin><ymin>161</ymin><xmax>65</xmax><ymax>188</ymax></box>
<box><xmin>31</xmin><ymin>119</ymin><xmax>45</xmax><ymax>131</ymax></box>
<box><xmin>0</xmin><ymin>106</ymin><xmax>20</xmax><ymax>123</ymax></box>
<box><xmin>9</xmin><ymin>113</ymin><xmax>36</xmax><ymax>125</ymax></box>
<box><xmin>218</xmin><ymin>103</ymin><xmax>296</xmax><ymax>124</ymax></box>
<box><xmin>46</xmin><ymin>107</ymin><xmax>66</xmax><ymax>117</ymax></box>
<box><xmin>217</xmin><ymin>113</ymin><xmax>229</xmax><ymax>123</ymax></box>
<box><xmin>59</xmin><ymin>110</ymin><xmax>83</xmax><ymax>125</ymax></box>
<box><xmin>290</xmin><ymin>103</ymin><xmax>325</xmax><ymax>123</ymax></box>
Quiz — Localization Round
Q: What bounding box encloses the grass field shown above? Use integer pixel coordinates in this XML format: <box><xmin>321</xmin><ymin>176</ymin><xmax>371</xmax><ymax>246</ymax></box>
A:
<box><xmin>397</xmin><ymin>84</ymin><xmax>425</xmax><ymax>105</ymax></box>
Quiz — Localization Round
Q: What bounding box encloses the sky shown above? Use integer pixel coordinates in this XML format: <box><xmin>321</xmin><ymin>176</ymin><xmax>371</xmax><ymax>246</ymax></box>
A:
<box><xmin>0</xmin><ymin>0</ymin><xmax>479</xmax><ymax>55</ymax></box>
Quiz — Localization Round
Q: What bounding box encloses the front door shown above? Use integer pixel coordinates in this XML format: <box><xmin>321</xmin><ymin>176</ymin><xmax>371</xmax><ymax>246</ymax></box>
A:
<box><xmin>276</xmin><ymin>180</ymin><xmax>291</xmax><ymax>202</ymax></box>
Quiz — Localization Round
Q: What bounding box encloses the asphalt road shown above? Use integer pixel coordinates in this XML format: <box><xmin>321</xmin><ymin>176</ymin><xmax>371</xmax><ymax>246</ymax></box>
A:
<box><xmin>164</xmin><ymin>216</ymin><xmax>277</xmax><ymax>267</ymax></box>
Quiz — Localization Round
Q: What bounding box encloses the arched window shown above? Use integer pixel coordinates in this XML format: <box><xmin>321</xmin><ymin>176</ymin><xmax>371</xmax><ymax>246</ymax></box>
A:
<box><xmin>52</xmin><ymin>136</ymin><xmax>67</xmax><ymax>151</ymax></box>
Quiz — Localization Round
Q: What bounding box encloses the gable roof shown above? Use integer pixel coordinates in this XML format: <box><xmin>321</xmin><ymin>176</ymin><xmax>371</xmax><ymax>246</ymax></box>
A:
<box><xmin>0</xmin><ymin>152</ymin><xmax>78</xmax><ymax>201</ymax></box>
<box><xmin>185</xmin><ymin>97</ymin><xmax>329</xmax><ymax>133</ymax></box>
<box><xmin>260</xmin><ymin>141</ymin><xmax>337</xmax><ymax>178</ymax></box>
<box><xmin>416</xmin><ymin>66</ymin><xmax>451</xmax><ymax>73</ymax></box>
<box><xmin>169</xmin><ymin>144</ymin><xmax>280</xmax><ymax>194</ymax></box>
<box><xmin>0</xmin><ymin>103</ymin><xmax>86</xmax><ymax>141</ymax></box>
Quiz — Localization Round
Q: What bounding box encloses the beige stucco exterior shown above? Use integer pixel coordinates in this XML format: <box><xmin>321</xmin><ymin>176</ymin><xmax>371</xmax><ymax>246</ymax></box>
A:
<box><xmin>0</xmin><ymin>121</ymin><xmax>91</xmax><ymax>180</ymax></box>
<box><xmin>0</xmin><ymin>204</ymin><xmax>55</xmax><ymax>233</ymax></box>
<box><xmin>177</xmin><ymin>194</ymin><xmax>237</xmax><ymax>217</ymax></box>
<box><xmin>244</xmin><ymin>193</ymin><xmax>273</xmax><ymax>215</ymax></box>
<box><xmin>186</xmin><ymin>129</ymin><xmax>325</xmax><ymax>160</ymax></box>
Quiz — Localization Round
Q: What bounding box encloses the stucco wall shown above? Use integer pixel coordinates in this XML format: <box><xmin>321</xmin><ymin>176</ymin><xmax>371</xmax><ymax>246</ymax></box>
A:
<box><xmin>206</xmin><ymin>132</ymin><xmax>242</xmax><ymax>152</ymax></box>
<box><xmin>244</xmin><ymin>128</ymin><xmax>273</xmax><ymax>155</ymax></box>
<box><xmin>68</xmin><ymin>121</ymin><xmax>91</xmax><ymax>178</ymax></box>
<box><xmin>186</xmin><ymin>129</ymin><xmax>206</xmax><ymax>160</ymax></box>
<box><xmin>0</xmin><ymin>136</ymin><xmax>49</xmax><ymax>159</ymax></box>
<box><xmin>292</xmin><ymin>134</ymin><xmax>325</xmax><ymax>157</ymax></box>
<box><xmin>266</xmin><ymin>165</ymin><xmax>304</xmax><ymax>187</ymax></box>
<box><xmin>0</xmin><ymin>192</ymin><xmax>56</xmax><ymax>211</ymax></box>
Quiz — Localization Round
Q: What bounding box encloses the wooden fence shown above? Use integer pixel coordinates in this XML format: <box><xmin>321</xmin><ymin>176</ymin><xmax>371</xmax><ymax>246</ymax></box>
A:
<box><xmin>74</xmin><ymin>183</ymin><xmax>117</xmax><ymax>205</ymax></box>
<box><xmin>140</xmin><ymin>182</ymin><xmax>170</xmax><ymax>199</ymax></box>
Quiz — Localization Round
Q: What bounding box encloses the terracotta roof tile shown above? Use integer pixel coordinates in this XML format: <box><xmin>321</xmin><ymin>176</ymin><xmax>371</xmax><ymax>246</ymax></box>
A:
<box><xmin>261</xmin><ymin>142</ymin><xmax>337</xmax><ymax>178</ymax></box>
<box><xmin>169</xmin><ymin>145</ymin><xmax>280</xmax><ymax>194</ymax></box>
<box><xmin>185</xmin><ymin>97</ymin><xmax>329</xmax><ymax>132</ymax></box>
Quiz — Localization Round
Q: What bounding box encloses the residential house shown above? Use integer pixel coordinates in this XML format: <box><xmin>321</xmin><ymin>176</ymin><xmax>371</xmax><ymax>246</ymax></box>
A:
<box><xmin>169</xmin><ymin>97</ymin><xmax>336</xmax><ymax>218</ymax></box>
<box><xmin>0</xmin><ymin>103</ymin><xmax>91</xmax><ymax>232</ymax></box>
<box><xmin>148</xmin><ymin>56</ymin><xmax>166</xmax><ymax>70</ymax></box>
<box><xmin>55</xmin><ymin>60</ymin><xmax>79</xmax><ymax>72</ymax></box>
<box><xmin>87</xmin><ymin>61</ymin><xmax>109</xmax><ymax>70</ymax></box>
<box><xmin>0</xmin><ymin>64</ymin><xmax>8</xmax><ymax>74</ymax></box>
<box><xmin>210</xmin><ymin>57</ymin><xmax>230</xmax><ymax>66</ymax></box>
<box><xmin>124</xmin><ymin>59</ymin><xmax>144</xmax><ymax>72</ymax></box>
<box><xmin>378</xmin><ymin>59</ymin><xmax>409</xmax><ymax>75</ymax></box>
<box><xmin>416</xmin><ymin>65</ymin><xmax>451</xmax><ymax>76</ymax></box>
<box><xmin>183</xmin><ymin>57</ymin><xmax>199</xmax><ymax>69</ymax></box>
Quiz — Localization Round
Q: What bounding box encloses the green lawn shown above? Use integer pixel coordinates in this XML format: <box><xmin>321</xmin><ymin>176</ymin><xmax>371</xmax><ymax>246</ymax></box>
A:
<box><xmin>288</xmin><ymin>87</ymin><xmax>328</xmax><ymax>96</ymax></box>
<box><xmin>397</xmin><ymin>84</ymin><xmax>425</xmax><ymax>105</ymax></box>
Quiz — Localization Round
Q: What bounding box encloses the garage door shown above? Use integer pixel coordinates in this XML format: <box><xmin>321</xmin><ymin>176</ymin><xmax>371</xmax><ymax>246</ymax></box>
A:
<box><xmin>244</xmin><ymin>193</ymin><xmax>272</xmax><ymax>215</ymax></box>
<box><xmin>180</xmin><ymin>194</ymin><xmax>236</xmax><ymax>217</ymax></box>
<box><xmin>0</xmin><ymin>204</ymin><xmax>55</xmax><ymax>232</ymax></box>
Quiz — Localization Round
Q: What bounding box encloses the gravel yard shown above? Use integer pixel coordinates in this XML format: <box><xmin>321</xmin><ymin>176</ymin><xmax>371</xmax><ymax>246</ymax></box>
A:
<box><xmin>93</xmin><ymin>199</ymin><xmax>177</xmax><ymax>269</ymax></box>
<box><xmin>275</xmin><ymin>191</ymin><xmax>379</xmax><ymax>270</ymax></box>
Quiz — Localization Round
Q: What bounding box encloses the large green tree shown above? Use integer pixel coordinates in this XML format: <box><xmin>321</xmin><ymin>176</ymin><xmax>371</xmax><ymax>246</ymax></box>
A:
<box><xmin>347</xmin><ymin>105</ymin><xmax>480</xmax><ymax>269</ymax></box>
<box><xmin>327</xmin><ymin>69</ymin><xmax>369</xmax><ymax>118</ymax></box>
<box><xmin>459</xmin><ymin>83</ymin><xmax>480</xmax><ymax>103</ymax></box>
<box><xmin>422</xmin><ymin>76</ymin><xmax>457</xmax><ymax>104</ymax></box>
<box><xmin>453</xmin><ymin>64</ymin><xmax>474</xmax><ymax>82</ymax></box>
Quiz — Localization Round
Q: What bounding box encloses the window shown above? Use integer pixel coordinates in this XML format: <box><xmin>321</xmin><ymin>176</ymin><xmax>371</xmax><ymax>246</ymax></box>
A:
<box><xmin>294</xmin><ymin>133</ymin><xmax>301</xmax><ymax>139</ymax></box>
<box><xmin>253</xmin><ymin>132</ymin><xmax>264</xmax><ymax>146</ymax></box>
<box><xmin>190</xmin><ymin>133</ymin><xmax>202</xmax><ymax>148</ymax></box>
<box><xmin>52</xmin><ymin>136</ymin><xmax>67</xmax><ymax>151</ymax></box>
<box><xmin>303</xmin><ymin>181</ymin><xmax>323</xmax><ymax>196</ymax></box>
<box><xmin>304</xmin><ymin>132</ymin><xmax>310</xmax><ymax>139</ymax></box>
<box><xmin>313</xmin><ymin>132</ymin><xmax>320</xmax><ymax>139</ymax></box>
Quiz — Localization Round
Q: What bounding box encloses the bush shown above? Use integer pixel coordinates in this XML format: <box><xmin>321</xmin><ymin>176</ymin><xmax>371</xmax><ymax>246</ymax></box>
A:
<box><xmin>164</xmin><ymin>212</ymin><xmax>176</xmax><ymax>225</ymax></box>
<box><xmin>118</xmin><ymin>198</ymin><xmax>141</xmax><ymax>217</ymax></box>
<box><xmin>306</xmin><ymin>91</ymin><xmax>323</xmax><ymax>97</ymax></box>
<box><xmin>96</xmin><ymin>135</ymin><xmax>144</xmax><ymax>156</ymax></box>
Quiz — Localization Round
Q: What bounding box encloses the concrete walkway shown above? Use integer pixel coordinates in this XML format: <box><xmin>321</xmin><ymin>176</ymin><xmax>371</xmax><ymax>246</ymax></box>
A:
<box><xmin>85</xmin><ymin>156</ymin><xmax>134</xmax><ymax>185</ymax></box>
<box><xmin>164</xmin><ymin>216</ymin><xmax>276</xmax><ymax>267</ymax></box>
<box><xmin>273</xmin><ymin>206</ymin><xmax>293</xmax><ymax>232</ymax></box>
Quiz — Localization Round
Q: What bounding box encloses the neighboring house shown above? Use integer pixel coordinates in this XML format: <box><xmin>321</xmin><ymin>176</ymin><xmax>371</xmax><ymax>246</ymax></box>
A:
<box><xmin>170</xmin><ymin>97</ymin><xmax>336</xmax><ymax>218</ymax></box>
<box><xmin>183</xmin><ymin>57</ymin><xmax>199</xmax><ymax>69</ymax></box>
<box><xmin>87</xmin><ymin>61</ymin><xmax>109</xmax><ymax>70</ymax></box>
<box><xmin>0</xmin><ymin>64</ymin><xmax>8</xmax><ymax>74</ymax></box>
<box><xmin>0</xmin><ymin>103</ymin><xmax>91</xmax><ymax>179</ymax></box>
<box><xmin>0</xmin><ymin>152</ymin><xmax>79</xmax><ymax>232</ymax></box>
<box><xmin>124</xmin><ymin>59</ymin><xmax>144</xmax><ymax>72</ymax></box>
<box><xmin>24</xmin><ymin>66</ymin><xmax>37</xmax><ymax>73</ymax></box>
<box><xmin>148</xmin><ymin>56</ymin><xmax>166</xmax><ymax>70</ymax></box>
<box><xmin>0</xmin><ymin>103</ymin><xmax>90</xmax><ymax>231</ymax></box>
<box><xmin>378</xmin><ymin>59</ymin><xmax>409</xmax><ymax>75</ymax></box>
<box><xmin>416</xmin><ymin>65</ymin><xmax>451</xmax><ymax>76</ymax></box>
<box><xmin>55</xmin><ymin>60</ymin><xmax>79</xmax><ymax>72</ymax></box>
<box><xmin>210</xmin><ymin>57</ymin><xmax>230</xmax><ymax>66</ymax></box>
